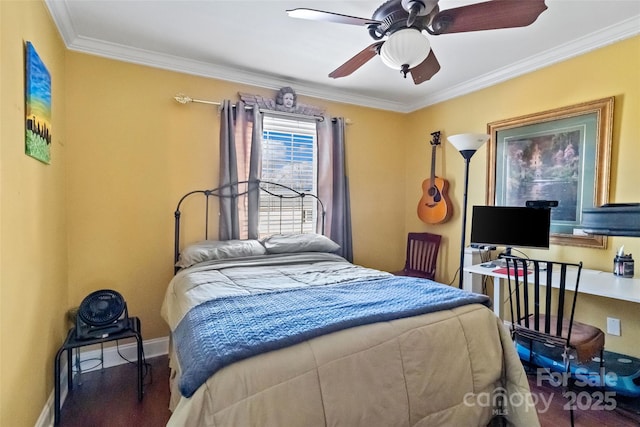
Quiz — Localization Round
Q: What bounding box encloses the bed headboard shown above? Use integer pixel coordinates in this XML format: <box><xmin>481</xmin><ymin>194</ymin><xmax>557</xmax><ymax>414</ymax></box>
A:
<box><xmin>174</xmin><ymin>179</ymin><xmax>326</xmax><ymax>269</ymax></box>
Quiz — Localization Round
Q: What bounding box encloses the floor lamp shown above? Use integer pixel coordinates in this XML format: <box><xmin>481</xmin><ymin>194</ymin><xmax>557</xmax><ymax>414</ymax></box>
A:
<box><xmin>447</xmin><ymin>133</ymin><xmax>490</xmax><ymax>289</ymax></box>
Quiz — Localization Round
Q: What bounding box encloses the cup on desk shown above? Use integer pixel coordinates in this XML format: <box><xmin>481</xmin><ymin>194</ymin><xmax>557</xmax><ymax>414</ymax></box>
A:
<box><xmin>614</xmin><ymin>254</ymin><xmax>634</xmax><ymax>278</ymax></box>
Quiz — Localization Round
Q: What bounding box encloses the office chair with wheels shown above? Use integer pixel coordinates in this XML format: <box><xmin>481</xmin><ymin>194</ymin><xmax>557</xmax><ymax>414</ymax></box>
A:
<box><xmin>393</xmin><ymin>232</ymin><xmax>442</xmax><ymax>281</ymax></box>
<box><xmin>503</xmin><ymin>255</ymin><xmax>605</xmax><ymax>426</ymax></box>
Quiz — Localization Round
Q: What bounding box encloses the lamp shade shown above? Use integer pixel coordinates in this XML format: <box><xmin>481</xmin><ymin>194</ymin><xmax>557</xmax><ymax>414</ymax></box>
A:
<box><xmin>380</xmin><ymin>29</ymin><xmax>430</xmax><ymax>70</ymax></box>
<box><xmin>447</xmin><ymin>133</ymin><xmax>490</xmax><ymax>152</ymax></box>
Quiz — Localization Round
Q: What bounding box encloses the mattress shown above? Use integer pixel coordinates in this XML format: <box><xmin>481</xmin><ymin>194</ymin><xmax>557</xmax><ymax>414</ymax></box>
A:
<box><xmin>161</xmin><ymin>252</ymin><xmax>539</xmax><ymax>427</ymax></box>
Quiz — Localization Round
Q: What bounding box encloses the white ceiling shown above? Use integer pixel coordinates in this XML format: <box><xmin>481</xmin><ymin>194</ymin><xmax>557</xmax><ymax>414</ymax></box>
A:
<box><xmin>46</xmin><ymin>0</ymin><xmax>640</xmax><ymax>113</ymax></box>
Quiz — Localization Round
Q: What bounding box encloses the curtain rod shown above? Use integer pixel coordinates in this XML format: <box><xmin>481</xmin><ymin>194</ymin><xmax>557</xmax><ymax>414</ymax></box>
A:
<box><xmin>174</xmin><ymin>93</ymin><xmax>328</xmax><ymax>122</ymax></box>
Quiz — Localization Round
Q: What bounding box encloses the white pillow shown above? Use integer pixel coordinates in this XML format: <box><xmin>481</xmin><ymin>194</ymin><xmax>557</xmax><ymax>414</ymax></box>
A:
<box><xmin>176</xmin><ymin>239</ymin><xmax>266</xmax><ymax>268</ymax></box>
<box><xmin>262</xmin><ymin>233</ymin><xmax>340</xmax><ymax>254</ymax></box>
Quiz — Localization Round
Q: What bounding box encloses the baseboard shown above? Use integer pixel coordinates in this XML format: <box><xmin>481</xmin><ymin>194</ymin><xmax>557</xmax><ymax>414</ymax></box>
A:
<box><xmin>35</xmin><ymin>335</ymin><xmax>169</xmax><ymax>427</ymax></box>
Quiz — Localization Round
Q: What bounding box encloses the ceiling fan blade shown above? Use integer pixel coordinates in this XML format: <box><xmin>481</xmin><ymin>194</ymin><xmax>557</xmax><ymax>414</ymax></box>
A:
<box><xmin>410</xmin><ymin>51</ymin><xmax>441</xmax><ymax>84</ymax></box>
<box><xmin>431</xmin><ymin>0</ymin><xmax>548</xmax><ymax>35</ymax></box>
<box><xmin>329</xmin><ymin>42</ymin><xmax>384</xmax><ymax>79</ymax></box>
<box><xmin>286</xmin><ymin>8</ymin><xmax>381</xmax><ymax>26</ymax></box>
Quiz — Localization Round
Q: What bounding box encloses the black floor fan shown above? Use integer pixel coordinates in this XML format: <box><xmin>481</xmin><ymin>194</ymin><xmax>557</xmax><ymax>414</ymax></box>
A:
<box><xmin>75</xmin><ymin>289</ymin><xmax>129</xmax><ymax>340</ymax></box>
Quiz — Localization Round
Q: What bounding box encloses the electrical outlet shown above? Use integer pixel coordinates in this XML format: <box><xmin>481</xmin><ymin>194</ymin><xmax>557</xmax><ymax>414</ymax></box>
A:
<box><xmin>607</xmin><ymin>317</ymin><xmax>621</xmax><ymax>336</ymax></box>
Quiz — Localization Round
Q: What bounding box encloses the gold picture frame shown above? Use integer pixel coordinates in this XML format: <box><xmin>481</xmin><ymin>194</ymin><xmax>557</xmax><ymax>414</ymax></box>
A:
<box><xmin>487</xmin><ymin>97</ymin><xmax>614</xmax><ymax>248</ymax></box>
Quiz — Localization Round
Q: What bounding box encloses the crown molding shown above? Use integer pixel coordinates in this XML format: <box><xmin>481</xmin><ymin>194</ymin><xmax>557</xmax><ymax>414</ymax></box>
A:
<box><xmin>68</xmin><ymin>34</ymin><xmax>407</xmax><ymax>112</ymax></box>
<box><xmin>45</xmin><ymin>0</ymin><xmax>639</xmax><ymax>114</ymax></box>
<box><xmin>45</xmin><ymin>0</ymin><xmax>76</xmax><ymax>46</ymax></box>
<box><xmin>406</xmin><ymin>15</ymin><xmax>640</xmax><ymax>112</ymax></box>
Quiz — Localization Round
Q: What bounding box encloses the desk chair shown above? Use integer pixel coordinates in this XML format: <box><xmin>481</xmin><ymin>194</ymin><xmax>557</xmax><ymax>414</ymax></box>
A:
<box><xmin>394</xmin><ymin>232</ymin><xmax>442</xmax><ymax>280</ymax></box>
<box><xmin>503</xmin><ymin>255</ymin><xmax>605</xmax><ymax>426</ymax></box>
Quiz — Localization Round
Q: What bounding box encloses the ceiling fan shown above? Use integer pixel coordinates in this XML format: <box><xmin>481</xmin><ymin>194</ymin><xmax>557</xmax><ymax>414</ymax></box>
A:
<box><xmin>287</xmin><ymin>0</ymin><xmax>548</xmax><ymax>84</ymax></box>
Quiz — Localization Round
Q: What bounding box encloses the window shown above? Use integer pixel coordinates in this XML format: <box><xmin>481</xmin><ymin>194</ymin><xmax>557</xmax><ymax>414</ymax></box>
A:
<box><xmin>259</xmin><ymin>115</ymin><xmax>318</xmax><ymax>237</ymax></box>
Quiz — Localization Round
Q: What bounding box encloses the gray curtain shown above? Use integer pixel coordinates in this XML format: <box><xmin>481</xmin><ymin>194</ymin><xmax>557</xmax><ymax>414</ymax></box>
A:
<box><xmin>219</xmin><ymin>100</ymin><xmax>262</xmax><ymax>240</ymax></box>
<box><xmin>318</xmin><ymin>116</ymin><xmax>353</xmax><ymax>262</ymax></box>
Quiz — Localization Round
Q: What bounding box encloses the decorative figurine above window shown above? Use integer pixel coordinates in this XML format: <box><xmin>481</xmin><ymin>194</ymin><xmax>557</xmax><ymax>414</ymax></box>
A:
<box><xmin>239</xmin><ymin>87</ymin><xmax>325</xmax><ymax>117</ymax></box>
<box><xmin>276</xmin><ymin>87</ymin><xmax>296</xmax><ymax>112</ymax></box>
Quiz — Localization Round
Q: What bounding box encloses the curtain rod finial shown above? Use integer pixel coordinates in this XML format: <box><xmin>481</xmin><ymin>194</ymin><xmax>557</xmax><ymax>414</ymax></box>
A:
<box><xmin>174</xmin><ymin>93</ymin><xmax>193</xmax><ymax>104</ymax></box>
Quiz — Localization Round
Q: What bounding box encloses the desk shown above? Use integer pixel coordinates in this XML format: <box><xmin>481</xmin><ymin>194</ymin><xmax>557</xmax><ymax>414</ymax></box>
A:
<box><xmin>53</xmin><ymin>317</ymin><xmax>143</xmax><ymax>426</ymax></box>
<box><xmin>464</xmin><ymin>263</ymin><xmax>640</xmax><ymax>318</ymax></box>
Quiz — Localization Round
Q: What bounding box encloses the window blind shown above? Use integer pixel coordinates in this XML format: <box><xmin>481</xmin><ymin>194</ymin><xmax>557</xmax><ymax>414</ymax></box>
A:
<box><xmin>260</xmin><ymin>115</ymin><xmax>318</xmax><ymax>237</ymax></box>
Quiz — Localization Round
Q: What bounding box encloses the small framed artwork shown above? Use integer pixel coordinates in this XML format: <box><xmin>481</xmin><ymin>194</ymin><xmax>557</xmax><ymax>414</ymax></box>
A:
<box><xmin>487</xmin><ymin>97</ymin><xmax>614</xmax><ymax>248</ymax></box>
<box><xmin>25</xmin><ymin>41</ymin><xmax>52</xmax><ymax>164</ymax></box>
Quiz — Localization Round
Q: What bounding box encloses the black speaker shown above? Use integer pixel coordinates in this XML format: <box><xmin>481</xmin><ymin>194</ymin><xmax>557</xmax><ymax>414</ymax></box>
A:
<box><xmin>75</xmin><ymin>289</ymin><xmax>128</xmax><ymax>340</ymax></box>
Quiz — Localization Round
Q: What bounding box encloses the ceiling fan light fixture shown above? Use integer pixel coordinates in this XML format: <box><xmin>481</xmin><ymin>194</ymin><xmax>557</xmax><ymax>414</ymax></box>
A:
<box><xmin>380</xmin><ymin>28</ymin><xmax>430</xmax><ymax>74</ymax></box>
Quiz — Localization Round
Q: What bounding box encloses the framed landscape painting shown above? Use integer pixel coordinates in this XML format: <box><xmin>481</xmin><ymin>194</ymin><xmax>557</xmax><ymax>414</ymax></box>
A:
<box><xmin>487</xmin><ymin>97</ymin><xmax>613</xmax><ymax>248</ymax></box>
<box><xmin>25</xmin><ymin>41</ymin><xmax>52</xmax><ymax>164</ymax></box>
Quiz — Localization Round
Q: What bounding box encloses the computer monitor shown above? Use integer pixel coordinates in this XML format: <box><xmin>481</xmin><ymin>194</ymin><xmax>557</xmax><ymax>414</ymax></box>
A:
<box><xmin>470</xmin><ymin>205</ymin><xmax>551</xmax><ymax>255</ymax></box>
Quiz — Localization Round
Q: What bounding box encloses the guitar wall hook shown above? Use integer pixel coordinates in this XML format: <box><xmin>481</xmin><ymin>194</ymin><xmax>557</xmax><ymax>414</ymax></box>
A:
<box><xmin>417</xmin><ymin>131</ymin><xmax>453</xmax><ymax>224</ymax></box>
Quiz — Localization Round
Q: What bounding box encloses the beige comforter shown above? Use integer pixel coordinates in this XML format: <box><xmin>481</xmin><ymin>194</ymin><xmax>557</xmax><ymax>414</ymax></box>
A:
<box><xmin>163</xmin><ymin>254</ymin><xmax>539</xmax><ymax>427</ymax></box>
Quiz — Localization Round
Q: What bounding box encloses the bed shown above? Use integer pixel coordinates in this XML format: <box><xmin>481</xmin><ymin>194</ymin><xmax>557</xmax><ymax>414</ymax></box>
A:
<box><xmin>161</xmin><ymin>181</ymin><xmax>539</xmax><ymax>427</ymax></box>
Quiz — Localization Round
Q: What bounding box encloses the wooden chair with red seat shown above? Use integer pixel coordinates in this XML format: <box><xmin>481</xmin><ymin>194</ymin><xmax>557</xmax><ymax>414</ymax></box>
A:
<box><xmin>503</xmin><ymin>255</ymin><xmax>605</xmax><ymax>427</ymax></box>
<box><xmin>393</xmin><ymin>232</ymin><xmax>442</xmax><ymax>281</ymax></box>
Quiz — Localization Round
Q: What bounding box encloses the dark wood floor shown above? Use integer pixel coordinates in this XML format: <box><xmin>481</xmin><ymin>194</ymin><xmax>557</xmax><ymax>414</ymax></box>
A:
<box><xmin>60</xmin><ymin>355</ymin><xmax>640</xmax><ymax>426</ymax></box>
<box><xmin>529</xmin><ymin>370</ymin><xmax>640</xmax><ymax>427</ymax></box>
<box><xmin>59</xmin><ymin>355</ymin><xmax>171</xmax><ymax>427</ymax></box>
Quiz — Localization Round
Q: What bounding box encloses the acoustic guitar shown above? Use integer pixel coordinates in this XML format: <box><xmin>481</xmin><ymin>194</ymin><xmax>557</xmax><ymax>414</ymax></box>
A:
<box><xmin>417</xmin><ymin>131</ymin><xmax>452</xmax><ymax>224</ymax></box>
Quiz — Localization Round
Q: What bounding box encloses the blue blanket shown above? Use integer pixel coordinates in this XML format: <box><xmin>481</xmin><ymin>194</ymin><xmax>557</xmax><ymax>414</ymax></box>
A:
<box><xmin>174</xmin><ymin>276</ymin><xmax>491</xmax><ymax>397</ymax></box>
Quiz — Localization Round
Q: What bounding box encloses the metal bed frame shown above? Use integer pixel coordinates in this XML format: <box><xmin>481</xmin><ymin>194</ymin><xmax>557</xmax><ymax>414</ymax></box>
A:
<box><xmin>174</xmin><ymin>179</ymin><xmax>326</xmax><ymax>270</ymax></box>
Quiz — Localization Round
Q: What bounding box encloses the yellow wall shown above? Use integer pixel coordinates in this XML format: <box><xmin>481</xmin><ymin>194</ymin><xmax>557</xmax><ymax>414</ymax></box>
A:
<box><xmin>64</xmin><ymin>52</ymin><xmax>408</xmax><ymax>342</ymax></box>
<box><xmin>406</xmin><ymin>36</ymin><xmax>640</xmax><ymax>357</ymax></box>
<box><xmin>1</xmin><ymin>1</ymin><xmax>68</xmax><ymax>426</ymax></box>
<box><xmin>2</xmin><ymin>0</ymin><xmax>639</xmax><ymax>424</ymax></box>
